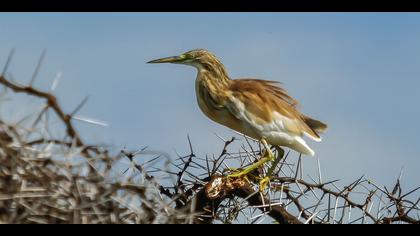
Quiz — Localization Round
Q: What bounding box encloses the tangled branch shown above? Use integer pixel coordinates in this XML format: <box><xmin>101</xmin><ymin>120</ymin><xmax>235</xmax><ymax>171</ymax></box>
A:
<box><xmin>0</xmin><ymin>51</ymin><xmax>419</xmax><ymax>224</ymax></box>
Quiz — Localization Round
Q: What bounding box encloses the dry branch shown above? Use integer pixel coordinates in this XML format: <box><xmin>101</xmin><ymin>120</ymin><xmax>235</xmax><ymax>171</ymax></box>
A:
<box><xmin>0</xmin><ymin>53</ymin><xmax>419</xmax><ymax>224</ymax></box>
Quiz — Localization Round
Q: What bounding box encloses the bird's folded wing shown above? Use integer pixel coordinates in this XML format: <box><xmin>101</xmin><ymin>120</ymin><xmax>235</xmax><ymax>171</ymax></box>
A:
<box><xmin>226</xmin><ymin>79</ymin><xmax>322</xmax><ymax>141</ymax></box>
<box><xmin>225</xmin><ymin>93</ymin><xmax>295</xmax><ymax>135</ymax></box>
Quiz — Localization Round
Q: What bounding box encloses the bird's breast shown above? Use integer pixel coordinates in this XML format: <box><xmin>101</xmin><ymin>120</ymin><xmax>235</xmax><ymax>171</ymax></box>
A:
<box><xmin>195</xmin><ymin>77</ymin><xmax>248</xmax><ymax>137</ymax></box>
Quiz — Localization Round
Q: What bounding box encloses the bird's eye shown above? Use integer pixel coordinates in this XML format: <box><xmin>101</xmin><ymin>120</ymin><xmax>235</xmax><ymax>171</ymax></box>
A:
<box><xmin>183</xmin><ymin>54</ymin><xmax>193</xmax><ymax>60</ymax></box>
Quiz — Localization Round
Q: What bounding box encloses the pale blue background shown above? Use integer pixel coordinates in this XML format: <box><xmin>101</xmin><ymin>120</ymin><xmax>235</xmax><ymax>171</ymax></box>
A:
<box><xmin>1</xmin><ymin>13</ymin><xmax>419</xmax><ymax>192</ymax></box>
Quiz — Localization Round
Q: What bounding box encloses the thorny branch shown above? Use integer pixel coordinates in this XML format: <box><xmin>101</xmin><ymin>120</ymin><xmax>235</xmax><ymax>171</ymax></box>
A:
<box><xmin>0</xmin><ymin>75</ymin><xmax>85</xmax><ymax>148</ymax></box>
<box><xmin>0</xmin><ymin>52</ymin><xmax>419</xmax><ymax>224</ymax></box>
<box><xmin>0</xmin><ymin>53</ymin><xmax>191</xmax><ymax>224</ymax></box>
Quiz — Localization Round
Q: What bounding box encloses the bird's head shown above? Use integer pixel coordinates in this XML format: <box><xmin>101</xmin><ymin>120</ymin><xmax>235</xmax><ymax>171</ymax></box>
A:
<box><xmin>147</xmin><ymin>49</ymin><xmax>223</xmax><ymax>71</ymax></box>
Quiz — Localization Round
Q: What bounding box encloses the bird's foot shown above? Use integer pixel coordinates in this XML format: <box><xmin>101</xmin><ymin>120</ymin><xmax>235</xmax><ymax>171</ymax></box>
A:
<box><xmin>226</xmin><ymin>140</ymin><xmax>278</xmax><ymax>191</ymax></box>
<box><xmin>259</xmin><ymin>176</ymin><xmax>271</xmax><ymax>192</ymax></box>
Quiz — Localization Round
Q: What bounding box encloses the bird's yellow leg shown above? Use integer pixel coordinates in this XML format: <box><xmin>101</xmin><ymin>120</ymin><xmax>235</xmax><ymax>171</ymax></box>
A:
<box><xmin>227</xmin><ymin>139</ymin><xmax>274</xmax><ymax>179</ymax></box>
<box><xmin>259</xmin><ymin>147</ymin><xmax>285</xmax><ymax>191</ymax></box>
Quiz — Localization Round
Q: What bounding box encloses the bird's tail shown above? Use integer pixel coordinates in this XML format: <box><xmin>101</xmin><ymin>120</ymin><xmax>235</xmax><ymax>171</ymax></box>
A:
<box><xmin>303</xmin><ymin>115</ymin><xmax>328</xmax><ymax>134</ymax></box>
<box><xmin>291</xmin><ymin>136</ymin><xmax>315</xmax><ymax>156</ymax></box>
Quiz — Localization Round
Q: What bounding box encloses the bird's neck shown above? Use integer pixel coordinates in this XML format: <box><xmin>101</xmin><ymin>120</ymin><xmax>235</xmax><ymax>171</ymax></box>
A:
<box><xmin>195</xmin><ymin>68</ymin><xmax>231</xmax><ymax>112</ymax></box>
<box><xmin>196</xmin><ymin>65</ymin><xmax>231</xmax><ymax>90</ymax></box>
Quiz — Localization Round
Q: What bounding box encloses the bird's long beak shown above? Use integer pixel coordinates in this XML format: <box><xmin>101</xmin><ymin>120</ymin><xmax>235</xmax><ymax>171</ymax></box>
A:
<box><xmin>147</xmin><ymin>55</ymin><xmax>185</xmax><ymax>64</ymax></box>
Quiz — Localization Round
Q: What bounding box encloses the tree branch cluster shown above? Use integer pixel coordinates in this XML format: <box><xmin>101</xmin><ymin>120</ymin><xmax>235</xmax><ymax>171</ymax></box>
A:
<box><xmin>0</xmin><ymin>51</ymin><xmax>419</xmax><ymax>224</ymax></box>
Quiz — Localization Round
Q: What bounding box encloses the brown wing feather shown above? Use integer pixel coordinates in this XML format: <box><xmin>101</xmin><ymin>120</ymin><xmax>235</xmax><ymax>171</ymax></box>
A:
<box><xmin>229</xmin><ymin>78</ymin><xmax>324</xmax><ymax>139</ymax></box>
<box><xmin>231</xmin><ymin>79</ymin><xmax>298</xmax><ymax>107</ymax></box>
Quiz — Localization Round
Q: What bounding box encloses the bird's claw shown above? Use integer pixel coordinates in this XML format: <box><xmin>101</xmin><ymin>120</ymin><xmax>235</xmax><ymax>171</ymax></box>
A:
<box><xmin>226</xmin><ymin>171</ymin><xmax>251</xmax><ymax>185</ymax></box>
<box><xmin>259</xmin><ymin>176</ymin><xmax>271</xmax><ymax>191</ymax></box>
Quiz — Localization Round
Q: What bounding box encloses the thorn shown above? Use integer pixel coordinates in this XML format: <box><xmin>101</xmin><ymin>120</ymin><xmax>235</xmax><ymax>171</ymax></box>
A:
<box><xmin>2</xmin><ymin>48</ymin><xmax>15</xmax><ymax>76</ymax></box>
<box><xmin>398</xmin><ymin>166</ymin><xmax>404</xmax><ymax>181</ymax></box>
<box><xmin>50</xmin><ymin>72</ymin><xmax>62</xmax><ymax>91</ymax></box>
<box><xmin>30</xmin><ymin>48</ymin><xmax>47</xmax><ymax>86</ymax></box>
<box><xmin>401</xmin><ymin>186</ymin><xmax>420</xmax><ymax>199</ymax></box>
<box><xmin>70</xmin><ymin>96</ymin><xmax>90</xmax><ymax>117</ymax></box>
<box><xmin>72</xmin><ymin>115</ymin><xmax>109</xmax><ymax>127</ymax></box>
<box><xmin>316</xmin><ymin>156</ymin><xmax>322</xmax><ymax>184</ymax></box>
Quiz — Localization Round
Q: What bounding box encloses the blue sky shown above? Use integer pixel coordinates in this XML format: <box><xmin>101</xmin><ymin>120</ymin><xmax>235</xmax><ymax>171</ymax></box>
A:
<box><xmin>1</xmin><ymin>13</ymin><xmax>419</xmax><ymax>191</ymax></box>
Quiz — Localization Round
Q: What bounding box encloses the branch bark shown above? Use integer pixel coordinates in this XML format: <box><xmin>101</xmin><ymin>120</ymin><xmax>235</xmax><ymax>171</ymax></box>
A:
<box><xmin>193</xmin><ymin>175</ymin><xmax>301</xmax><ymax>224</ymax></box>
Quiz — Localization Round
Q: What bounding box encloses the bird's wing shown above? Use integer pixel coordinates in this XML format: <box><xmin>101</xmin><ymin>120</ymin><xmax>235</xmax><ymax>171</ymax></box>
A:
<box><xmin>231</xmin><ymin>79</ymin><xmax>299</xmax><ymax>107</ymax></box>
<box><xmin>227</xmin><ymin>79</ymin><xmax>322</xmax><ymax>141</ymax></box>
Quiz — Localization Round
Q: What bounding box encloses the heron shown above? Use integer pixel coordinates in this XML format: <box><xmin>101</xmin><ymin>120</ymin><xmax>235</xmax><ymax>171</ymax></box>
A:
<box><xmin>148</xmin><ymin>49</ymin><xmax>327</xmax><ymax>190</ymax></box>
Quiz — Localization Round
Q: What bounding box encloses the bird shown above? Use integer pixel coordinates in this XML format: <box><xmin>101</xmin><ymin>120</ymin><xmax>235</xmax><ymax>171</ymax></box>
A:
<box><xmin>148</xmin><ymin>49</ymin><xmax>327</xmax><ymax>190</ymax></box>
